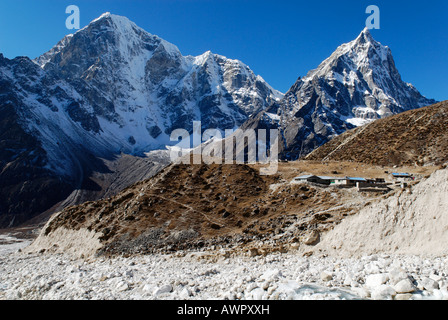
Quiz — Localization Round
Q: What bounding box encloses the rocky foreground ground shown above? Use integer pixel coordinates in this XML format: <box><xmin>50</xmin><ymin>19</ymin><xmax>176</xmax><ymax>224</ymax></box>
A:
<box><xmin>2</xmin><ymin>165</ymin><xmax>448</xmax><ymax>300</ymax></box>
<box><xmin>0</xmin><ymin>235</ymin><xmax>447</xmax><ymax>300</ymax></box>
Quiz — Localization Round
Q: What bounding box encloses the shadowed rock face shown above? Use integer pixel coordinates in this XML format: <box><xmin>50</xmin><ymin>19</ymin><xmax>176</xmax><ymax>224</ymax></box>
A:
<box><xmin>0</xmin><ymin>53</ymin><xmax>167</xmax><ymax>228</ymax></box>
<box><xmin>0</xmin><ymin>55</ymin><xmax>79</xmax><ymax>227</ymax></box>
<box><xmin>243</xmin><ymin>29</ymin><xmax>437</xmax><ymax>160</ymax></box>
<box><xmin>0</xmin><ymin>110</ymin><xmax>72</xmax><ymax>227</ymax></box>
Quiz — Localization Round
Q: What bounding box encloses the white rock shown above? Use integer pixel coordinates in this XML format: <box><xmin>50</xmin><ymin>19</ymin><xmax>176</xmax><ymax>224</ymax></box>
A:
<box><xmin>394</xmin><ymin>293</ymin><xmax>413</xmax><ymax>300</ymax></box>
<box><xmin>429</xmin><ymin>273</ymin><xmax>443</xmax><ymax>282</ymax></box>
<box><xmin>364</xmin><ymin>262</ymin><xmax>381</xmax><ymax>274</ymax></box>
<box><xmin>267</xmin><ymin>284</ymin><xmax>278</xmax><ymax>295</ymax></box>
<box><xmin>418</xmin><ymin>277</ymin><xmax>439</xmax><ymax>291</ymax></box>
<box><xmin>439</xmin><ymin>281</ymin><xmax>448</xmax><ymax>292</ymax></box>
<box><xmin>343</xmin><ymin>273</ymin><xmax>354</xmax><ymax>286</ymax></box>
<box><xmin>246</xmin><ymin>282</ymin><xmax>258</xmax><ymax>292</ymax></box>
<box><xmin>230</xmin><ymin>284</ymin><xmax>243</xmax><ymax>294</ymax></box>
<box><xmin>3</xmin><ymin>236</ymin><xmax>448</xmax><ymax>301</ymax></box>
<box><xmin>153</xmin><ymin>284</ymin><xmax>173</xmax><ymax>296</ymax></box>
<box><xmin>142</xmin><ymin>284</ymin><xmax>155</xmax><ymax>293</ymax></box>
<box><xmin>394</xmin><ymin>279</ymin><xmax>417</xmax><ymax>294</ymax></box>
<box><xmin>116</xmin><ymin>281</ymin><xmax>129</xmax><ymax>292</ymax></box>
<box><xmin>261</xmin><ymin>281</ymin><xmax>271</xmax><ymax>290</ymax></box>
<box><xmin>370</xmin><ymin>285</ymin><xmax>396</xmax><ymax>300</ymax></box>
<box><xmin>234</xmin><ymin>266</ymin><xmax>246</xmax><ymax>274</ymax></box>
<box><xmin>365</xmin><ymin>273</ymin><xmax>390</xmax><ymax>289</ymax></box>
<box><xmin>388</xmin><ymin>268</ymin><xmax>409</xmax><ymax>285</ymax></box>
<box><xmin>222</xmin><ymin>291</ymin><xmax>236</xmax><ymax>300</ymax></box>
<box><xmin>179</xmin><ymin>287</ymin><xmax>192</xmax><ymax>299</ymax></box>
<box><xmin>260</xmin><ymin>269</ymin><xmax>282</xmax><ymax>281</ymax></box>
<box><xmin>247</xmin><ymin>287</ymin><xmax>264</xmax><ymax>300</ymax></box>
<box><xmin>302</xmin><ymin>230</ymin><xmax>320</xmax><ymax>245</ymax></box>
<box><xmin>320</xmin><ymin>271</ymin><xmax>333</xmax><ymax>282</ymax></box>
<box><xmin>351</xmin><ymin>287</ymin><xmax>370</xmax><ymax>299</ymax></box>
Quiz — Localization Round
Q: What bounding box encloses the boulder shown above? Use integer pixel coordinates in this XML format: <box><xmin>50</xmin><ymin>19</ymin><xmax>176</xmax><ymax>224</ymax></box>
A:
<box><xmin>388</xmin><ymin>268</ymin><xmax>410</xmax><ymax>285</ymax></box>
<box><xmin>418</xmin><ymin>277</ymin><xmax>439</xmax><ymax>292</ymax></box>
<box><xmin>365</xmin><ymin>274</ymin><xmax>390</xmax><ymax>289</ymax></box>
<box><xmin>302</xmin><ymin>230</ymin><xmax>320</xmax><ymax>245</ymax></box>
<box><xmin>116</xmin><ymin>281</ymin><xmax>129</xmax><ymax>292</ymax></box>
<box><xmin>153</xmin><ymin>284</ymin><xmax>173</xmax><ymax>296</ymax></box>
<box><xmin>371</xmin><ymin>285</ymin><xmax>396</xmax><ymax>300</ymax></box>
<box><xmin>320</xmin><ymin>271</ymin><xmax>333</xmax><ymax>282</ymax></box>
<box><xmin>394</xmin><ymin>279</ymin><xmax>417</xmax><ymax>294</ymax></box>
<box><xmin>394</xmin><ymin>293</ymin><xmax>413</xmax><ymax>300</ymax></box>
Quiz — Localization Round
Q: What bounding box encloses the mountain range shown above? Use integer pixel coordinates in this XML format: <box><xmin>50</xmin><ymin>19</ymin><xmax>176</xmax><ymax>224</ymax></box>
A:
<box><xmin>243</xmin><ymin>28</ymin><xmax>436</xmax><ymax>159</ymax></box>
<box><xmin>0</xmin><ymin>13</ymin><xmax>437</xmax><ymax>227</ymax></box>
<box><xmin>0</xmin><ymin>13</ymin><xmax>281</xmax><ymax>227</ymax></box>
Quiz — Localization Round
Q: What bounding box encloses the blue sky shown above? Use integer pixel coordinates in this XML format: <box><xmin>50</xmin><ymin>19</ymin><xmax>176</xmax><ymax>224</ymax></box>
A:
<box><xmin>0</xmin><ymin>0</ymin><xmax>447</xmax><ymax>101</ymax></box>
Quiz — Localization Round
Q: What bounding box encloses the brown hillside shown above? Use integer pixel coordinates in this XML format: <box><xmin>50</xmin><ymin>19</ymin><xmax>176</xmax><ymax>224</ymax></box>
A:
<box><xmin>40</xmin><ymin>162</ymin><xmax>379</xmax><ymax>256</ymax></box>
<box><xmin>306</xmin><ymin>101</ymin><xmax>448</xmax><ymax>166</ymax></box>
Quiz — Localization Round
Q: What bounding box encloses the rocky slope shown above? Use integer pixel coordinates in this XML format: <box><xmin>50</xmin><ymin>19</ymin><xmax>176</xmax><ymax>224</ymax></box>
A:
<box><xmin>4</xmin><ymin>163</ymin><xmax>448</xmax><ymax>301</ymax></box>
<box><xmin>242</xmin><ymin>28</ymin><xmax>437</xmax><ymax>159</ymax></box>
<box><xmin>6</xmin><ymin>164</ymin><xmax>448</xmax><ymax>300</ymax></box>
<box><xmin>27</xmin><ymin>161</ymin><xmax>382</xmax><ymax>257</ymax></box>
<box><xmin>306</xmin><ymin>165</ymin><xmax>448</xmax><ymax>258</ymax></box>
<box><xmin>306</xmin><ymin>100</ymin><xmax>448</xmax><ymax>166</ymax></box>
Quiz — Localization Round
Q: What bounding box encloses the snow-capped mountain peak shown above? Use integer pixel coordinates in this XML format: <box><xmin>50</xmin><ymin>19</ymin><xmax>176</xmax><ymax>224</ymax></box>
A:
<box><xmin>243</xmin><ymin>28</ymin><xmax>437</xmax><ymax>160</ymax></box>
<box><xmin>0</xmin><ymin>12</ymin><xmax>284</xmax><ymax>226</ymax></box>
<box><xmin>305</xmin><ymin>29</ymin><xmax>390</xmax><ymax>83</ymax></box>
<box><xmin>31</xmin><ymin>12</ymin><xmax>283</xmax><ymax>156</ymax></box>
<box><xmin>356</xmin><ymin>27</ymin><xmax>374</xmax><ymax>42</ymax></box>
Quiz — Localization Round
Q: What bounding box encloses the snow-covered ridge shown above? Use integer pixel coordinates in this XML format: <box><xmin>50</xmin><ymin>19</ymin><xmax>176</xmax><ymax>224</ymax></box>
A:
<box><xmin>247</xmin><ymin>28</ymin><xmax>437</xmax><ymax>160</ymax></box>
<box><xmin>21</xmin><ymin>12</ymin><xmax>284</xmax><ymax>173</ymax></box>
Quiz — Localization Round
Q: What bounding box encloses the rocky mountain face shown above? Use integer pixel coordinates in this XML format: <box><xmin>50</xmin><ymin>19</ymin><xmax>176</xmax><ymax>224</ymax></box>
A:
<box><xmin>0</xmin><ymin>13</ymin><xmax>282</xmax><ymax>227</ymax></box>
<box><xmin>242</xmin><ymin>28</ymin><xmax>437</xmax><ymax>160</ymax></box>
<box><xmin>36</xmin><ymin>13</ymin><xmax>282</xmax><ymax>153</ymax></box>
<box><xmin>0</xmin><ymin>53</ymin><xmax>88</xmax><ymax>227</ymax></box>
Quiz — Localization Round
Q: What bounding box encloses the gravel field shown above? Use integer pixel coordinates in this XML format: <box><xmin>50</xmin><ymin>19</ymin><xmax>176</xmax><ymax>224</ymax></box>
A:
<box><xmin>1</xmin><ymin>236</ymin><xmax>447</xmax><ymax>300</ymax></box>
<box><xmin>2</xmin><ymin>168</ymin><xmax>447</xmax><ymax>301</ymax></box>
